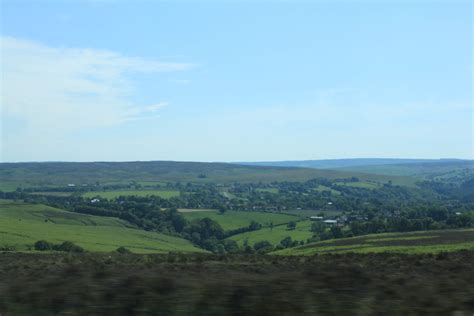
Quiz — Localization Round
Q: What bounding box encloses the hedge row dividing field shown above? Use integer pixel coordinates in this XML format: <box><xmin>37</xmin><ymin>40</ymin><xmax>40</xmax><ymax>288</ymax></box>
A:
<box><xmin>82</xmin><ymin>189</ymin><xmax>180</xmax><ymax>199</ymax></box>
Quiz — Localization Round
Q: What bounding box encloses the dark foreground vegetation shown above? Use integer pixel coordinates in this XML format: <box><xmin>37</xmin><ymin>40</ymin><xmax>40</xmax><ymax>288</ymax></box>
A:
<box><xmin>1</xmin><ymin>251</ymin><xmax>473</xmax><ymax>315</ymax></box>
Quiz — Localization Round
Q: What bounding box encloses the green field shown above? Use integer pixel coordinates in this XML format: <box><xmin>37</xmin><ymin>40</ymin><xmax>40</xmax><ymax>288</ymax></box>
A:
<box><xmin>274</xmin><ymin>229</ymin><xmax>474</xmax><ymax>255</ymax></box>
<box><xmin>255</xmin><ymin>188</ymin><xmax>279</xmax><ymax>193</ymax></box>
<box><xmin>336</xmin><ymin>160</ymin><xmax>474</xmax><ymax>179</ymax></box>
<box><xmin>335</xmin><ymin>181</ymin><xmax>380</xmax><ymax>189</ymax></box>
<box><xmin>0</xmin><ymin>161</ymin><xmax>416</xmax><ymax>189</ymax></box>
<box><xmin>0</xmin><ymin>200</ymin><xmax>204</xmax><ymax>253</ymax></box>
<box><xmin>82</xmin><ymin>189</ymin><xmax>180</xmax><ymax>199</ymax></box>
<box><xmin>180</xmin><ymin>210</ymin><xmax>299</xmax><ymax>231</ymax></box>
<box><xmin>281</xmin><ymin>209</ymin><xmax>342</xmax><ymax>218</ymax></box>
<box><xmin>30</xmin><ymin>192</ymin><xmax>73</xmax><ymax>197</ymax></box>
<box><xmin>313</xmin><ymin>185</ymin><xmax>341</xmax><ymax>195</ymax></box>
<box><xmin>228</xmin><ymin>220</ymin><xmax>313</xmax><ymax>246</ymax></box>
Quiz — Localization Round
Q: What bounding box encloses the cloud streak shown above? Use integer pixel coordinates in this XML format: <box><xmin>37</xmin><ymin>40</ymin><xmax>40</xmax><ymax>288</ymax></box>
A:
<box><xmin>1</xmin><ymin>36</ymin><xmax>193</xmax><ymax>133</ymax></box>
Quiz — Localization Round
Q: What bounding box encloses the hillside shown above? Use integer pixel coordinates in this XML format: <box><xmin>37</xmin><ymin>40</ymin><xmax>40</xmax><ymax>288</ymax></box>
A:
<box><xmin>335</xmin><ymin>160</ymin><xmax>474</xmax><ymax>180</ymax></box>
<box><xmin>241</xmin><ymin>159</ymin><xmax>474</xmax><ymax>179</ymax></box>
<box><xmin>227</xmin><ymin>220</ymin><xmax>314</xmax><ymax>246</ymax></box>
<box><xmin>0</xmin><ymin>161</ymin><xmax>416</xmax><ymax>190</ymax></box>
<box><xmin>240</xmin><ymin>158</ymin><xmax>443</xmax><ymax>169</ymax></box>
<box><xmin>180</xmin><ymin>209</ymin><xmax>299</xmax><ymax>231</ymax></box>
<box><xmin>274</xmin><ymin>228</ymin><xmax>474</xmax><ymax>255</ymax></box>
<box><xmin>0</xmin><ymin>200</ymin><xmax>205</xmax><ymax>253</ymax></box>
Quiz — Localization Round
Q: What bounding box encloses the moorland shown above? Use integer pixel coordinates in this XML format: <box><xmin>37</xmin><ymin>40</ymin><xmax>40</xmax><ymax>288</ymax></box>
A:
<box><xmin>0</xmin><ymin>159</ymin><xmax>473</xmax><ymax>314</ymax></box>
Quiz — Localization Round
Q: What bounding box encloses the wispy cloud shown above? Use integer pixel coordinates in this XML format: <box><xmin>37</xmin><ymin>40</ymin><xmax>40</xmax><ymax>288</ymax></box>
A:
<box><xmin>168</xmin><ymin>79</ymin><xmax>191</xmax><ymax>84</ymax></box>
<box><xmin>1</xmin><ymin>36</ymin><xmax>194</xmax><ymax>133</ymax></box>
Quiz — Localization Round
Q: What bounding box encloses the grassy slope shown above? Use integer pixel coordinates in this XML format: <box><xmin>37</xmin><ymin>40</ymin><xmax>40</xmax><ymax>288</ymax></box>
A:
<box><xmin>0</xmin><ymin>200</ymin><xmax>204</xmax><ymax>253</ymax></box>
<box><xmin>274</xmin><ymin>228</ymin><xmax>474</xmax><ymax>255</ymax></box>
<box><xmin>335</xmin><ymin>181</ymin><xmax>380</xmax><ymax>189</ymax></box>
<box><xmin>313</xmin><ymin>185</ymin><xmax>341</xmax><ymax>195</ymax></box>
<box><xmin>335</xmin><ymin>160</ymin><xmax>474</xmax><ymax>178</ymax></box>
<box><xmin>180</xmin><ymin>210</ymin><xmax>299</xmax><ymax>231</ymax></box>
<box><xmin>0</xmin><ymin>161</ymin><xmax>416</xmax><ymax>191</ymax></box>
<box><xmin>228</xmin><ymin>220</ymin><xmax>313</xmax><ymax>246</ymax></box>
<box><xmin>82</xmin><ymin>189</ymin><xmax>180</xmax><ymax>199</ymax></box>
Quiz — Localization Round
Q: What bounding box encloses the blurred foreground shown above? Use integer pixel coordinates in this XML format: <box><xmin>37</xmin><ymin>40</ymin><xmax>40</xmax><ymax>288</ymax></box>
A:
<box><xmin>1</xmin><ymin>251</ymin><xmax>473</xmax><ymax>315</ymax></box>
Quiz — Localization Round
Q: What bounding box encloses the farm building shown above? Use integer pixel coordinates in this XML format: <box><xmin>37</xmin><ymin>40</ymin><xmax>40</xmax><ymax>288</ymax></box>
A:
<box><xmin>310</xmin><ymin>216</ymin><xmax>324</xmax><ymax>221</ymax></box>
<box><xmin>323</xmin><ymin>219</ymin><xmax>338</xmax><ymax>225</ymax></box>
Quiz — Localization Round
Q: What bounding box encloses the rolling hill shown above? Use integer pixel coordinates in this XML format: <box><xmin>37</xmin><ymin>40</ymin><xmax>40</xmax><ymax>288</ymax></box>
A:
<box><xmin>240</xmin><ymin>158</ymin><xmax>474</xmax><ymax>179</ymax></box>
<box><xmin>273</xmin><ymin>228</ymin><xmax>474</xmax><ymax>255</ymax></box>
<box><xmin>0</xmin><ymin>200</ymin><xmax>205</xmax><ymax>253</ymax></box>
<box><xmin>239</xmin><ymin>158</ymin><xmax>443</xmax><ymax>169</ymax></box>
<box><xmin>335</xmin><ymin>160</ymin><xmax>474</xmax><ymax>180</ymax></box>
<box><xmin>0</xmin><ymin>160</ymin><xmax>417</xmax><ymax>191</ymax></box>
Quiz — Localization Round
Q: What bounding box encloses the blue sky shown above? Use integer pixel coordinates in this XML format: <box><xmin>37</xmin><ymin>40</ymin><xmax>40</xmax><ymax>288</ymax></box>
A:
<box><xmin>1</xmin><ymin>0</ymin><xmax>472</xmax><ymax>162</ymax></box>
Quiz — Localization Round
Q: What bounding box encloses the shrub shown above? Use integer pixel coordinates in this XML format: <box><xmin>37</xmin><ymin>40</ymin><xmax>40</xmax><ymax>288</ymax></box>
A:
<box><xmin>280</xmin><ymin>236</ymin><xmax>293</xmax><ymax>248</ymax></box>
<box><xmin>287</xmin><ymin>221</ymin><xmax>297</xmax><ymax>230</ymax></box>
<box><xmin>34</xmin><ymin>240</ymin><xmax>53</xmax><ymax>251</ymax></box>
<box><xmin>0</xmin><ymin>246</ymin><xmax>16</xmax><ymax>251</ymax></box>
<box><xmin>116</xmin><ymin>246</ymin><xmax>132</xmax><ymax>254</ymax></box>
<box><xmin>54</xmin><ymin>241</ymin><xmax>84</xmax><ymax>253</ymax></box>
<box><xmin>253</xmin><ymin>240</ymin><xmax>273</xmax><ymax>253</ymax></box>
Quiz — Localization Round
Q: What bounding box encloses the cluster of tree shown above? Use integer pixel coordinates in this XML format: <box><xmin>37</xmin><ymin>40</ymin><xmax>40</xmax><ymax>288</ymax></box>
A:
<box><xmin>239</xmin><ymin>236</ymin><xmax>306</xmax><ymax>254</ymax></box>
<box><xmin>419</xmin><ymin>178</ymin><xmax>474</xmax><ymax>202</ymax></box>
<box><xmin>307</xmin><ymin>210</ymin><xmax>474</xmax><ymax>243</ymax></box>
<box><xmin>2</xmin><ymin>175</ymin><xmax>474</xmax><ymax>254</ymax></box>
<box><xmin>34</xmin><ymin>240</ymin><xmax>84</xmax><ymax>253</ymax></box>
<box><xmin>4</xmin><ymin>175</ymin><xmax>474</xmax><ymax>217</ymax></box>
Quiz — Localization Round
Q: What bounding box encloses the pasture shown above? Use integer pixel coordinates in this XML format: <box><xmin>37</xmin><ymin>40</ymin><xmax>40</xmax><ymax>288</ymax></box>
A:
<box><xmin>82</xmin><ymin>189</ymin><xmax>180</xmax><ymax>199</ymax></box>
<box><xmin>180</xmin><ymin>210</ymin><xmax>299</xmax><ymax>231</ymax></box>
<box><xmin>335</xmin><ymin>181</ymin><xmax>380</xmax><ymax>189</ymax></box>
<box><xmin>0</xmin><ymin>200</ymin><xmax>204</xmax><ymax>253</ymax></box>
<box><xmin>274</xmin><ymin>228</ymin><xmax>474</xmax><ymax>255</ymax></box>
<box><xmin>255</xmin><ymin>188</ymin><xmax>279</xmax><ymax>193</ymax></box>
<box><xmin>0</xmin><ymin>161</ymin><xmax>416</xmax><ymax>187</ymax></box>
<box><xmin>281</xmin><ymin>209</ymin><xmax>342</xmax><ymax>218</ymax></box>
<box><xmin>313</xmin><ymin>185</ymin><xmax>341</xmax><ymax>195</ymax></box>
<box><xmin>228</xmin><ymin>220</ymin><xmax>313</xmax><ymax>246</ymax></box>
<box><xmin>29</xmin><ymin>192</ymin><xmax>73</xmax><ymax>197</ymax></box>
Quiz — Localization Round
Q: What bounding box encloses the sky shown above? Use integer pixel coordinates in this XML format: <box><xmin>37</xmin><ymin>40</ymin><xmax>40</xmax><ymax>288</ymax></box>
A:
<box><xmin>1</xmin><ymin>0</ymin><xmax>472</xmax><ymax>162</ymax></box>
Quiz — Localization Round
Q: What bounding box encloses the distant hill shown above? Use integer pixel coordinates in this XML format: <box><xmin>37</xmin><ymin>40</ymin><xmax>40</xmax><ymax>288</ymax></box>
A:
<box><xmin>0</xmin><ymin>161</ymin><xmax>416</xmax><ymax>190</ymax></box>
<box><xmin>335</xmin><ymin>160</ymin><xmax>474</xmax><ymax>181</ymax></box>
<box><xmin>239</xmin><ymin>158</ymin><xmax>466</xmax><ymax>169</ymax></box>
<box><xmin>240</xmin><ymin>159</ymin><xmax>474</xmax><ymax>180</ymax></box>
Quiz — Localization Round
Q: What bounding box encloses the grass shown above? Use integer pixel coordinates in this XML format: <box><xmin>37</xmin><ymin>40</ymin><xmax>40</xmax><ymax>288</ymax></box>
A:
<box><xmin>273</xmin><ymin>228</ymin><xmax>474</xmax><ymax>255</ymax></box>
<box><xmin>178</xmin><ymin>208</ymin><xmax>217</xmax><ymax>213</ymax></box>
<box><xmin>2</xmin><ymin>251</ymin><xmax>474</xmax><ymax>315</ymax></box>
<box><xmin>0</xmin><ymin>200</ymin><xmax>205</xmax><ymax>253</ymax></box>
<box><xmin>180</xmin><ymin>210</ymin><xmax>299</xmax><ymax>231</ymax></box>
<box><xmin>336</xmin><ymin>160</ymin><xmax>474</xmax><ymax>179</ymax></box>
<box><xmin>255</xmin><ymin>188</ymin><xmax>279</xmax><ymax>193</ymax></box>
<box><xmin>335</xmin><ymin>181</ymin><xmax>380</xmax><ymax>189</ymax></box>
<box><xmin>29</xmin><ymin>192</ymin><xmax>73</xmax><ymax>197</ymax></box>
<box><xmin>228</xmin><ymin>220</ymin><xmax>314</xmax><ymax>246</ymax></box>
<box><xmin>82</xmin><ymin>189</ymin><xmax>180</xmax><ymax>199</ymax></box>
<box><xmin>313</xmin><ymin>185</ymin><xmax>341</xmax><ymax>195</ymax></box>
<box><xmin>281</xmin><ymin>209</ymin><xmax>342</xmax><ymax>218</ymax></box>
<box><xmin>0</xmin><ymin>161</ymin><xmax>417</xmax><ymax>188</ymax></box>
